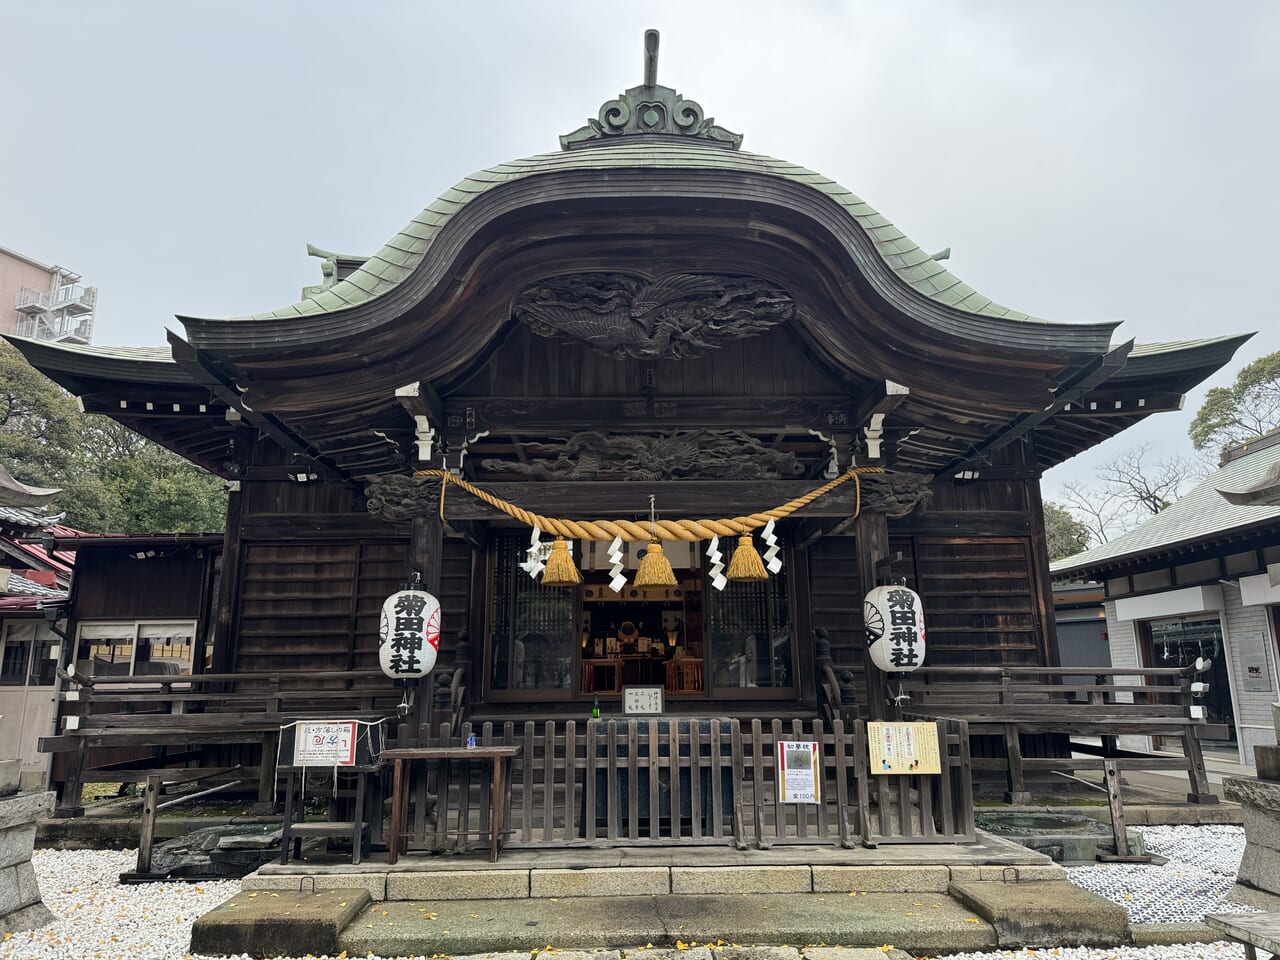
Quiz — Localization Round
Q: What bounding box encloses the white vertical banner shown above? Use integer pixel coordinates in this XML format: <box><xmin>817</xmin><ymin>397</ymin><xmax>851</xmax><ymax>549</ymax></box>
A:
<box><xmin>777</xmin><ymin>740</ymin><xmax>820</xmax><ymax>803</ymax></box>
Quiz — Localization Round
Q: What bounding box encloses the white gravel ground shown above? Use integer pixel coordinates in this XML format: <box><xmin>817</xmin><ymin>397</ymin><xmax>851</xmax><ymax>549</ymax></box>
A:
<box><xmin>0</xmin><ymin>826</ymin><xmax>1271</xmax><ymax>960</ymax></box>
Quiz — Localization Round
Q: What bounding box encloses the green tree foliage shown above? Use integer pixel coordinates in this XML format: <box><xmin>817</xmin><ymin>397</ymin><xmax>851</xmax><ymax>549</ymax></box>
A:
<box><xmin>0</xmin><ymin>344</ymin><xmax>225</xmax><ymax>533</ymax></box>
<box><xmin>1043</xmin><ymin>500</ymin><xmax>1093</xmax><ymax>560</ymax></box>
<box><xmin>1189</xmin><ymin>350</ymin><xmax>1280</xmax><ymax>452</ymax></box>
<box><xmin>0</xmin><ymin>343</ymin><xmax>80</xmax><ymax>478</ymax></box>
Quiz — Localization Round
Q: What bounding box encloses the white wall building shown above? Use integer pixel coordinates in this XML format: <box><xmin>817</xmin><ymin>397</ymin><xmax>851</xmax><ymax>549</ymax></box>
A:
<box><xmin>1052</xmin><ymin>430</ymin><xmax>1280</xmax><ymax>765</ymax></box>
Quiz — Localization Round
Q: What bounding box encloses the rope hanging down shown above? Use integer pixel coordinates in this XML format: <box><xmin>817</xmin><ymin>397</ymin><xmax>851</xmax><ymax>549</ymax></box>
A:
<box><xmin>413</xmin><ymin>466</ymin><xmax>884</xmax><ymax>542</ymax></box>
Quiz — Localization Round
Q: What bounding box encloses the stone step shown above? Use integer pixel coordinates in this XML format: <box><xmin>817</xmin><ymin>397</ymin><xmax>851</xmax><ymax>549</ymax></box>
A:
<box><xmin>950</xmin><ymin>879</ymin><xmax>1131</xmax><ymax>947</ymax></box>
<box><xmin>244</xmin><ymin>861</ymin><xmax>1067</xmax><ymax>900</ymax></box>
<box><xmin>334</xmin><ymin>892</ymin><xmax>999</xmax><ymax>958</ymax></box>
<box><xmin>190</xmin><ymin>887</ymin><xmax>370</xmax><ymax>959</ymax></box>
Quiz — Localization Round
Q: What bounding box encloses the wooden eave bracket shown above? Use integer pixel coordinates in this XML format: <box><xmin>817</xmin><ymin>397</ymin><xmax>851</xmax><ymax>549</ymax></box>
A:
<box><xmin>396</xmin><ymin>381</ymin><xmax>446</xmax><ymax>466</ymax></box>
<box><xmin>856</xmin><ymin>380</ymin><xmax>910</xmax><ymax>463</ymax></box>
<box><xmin>939</xmin><ymin>341</ymin><xmax>1134</xmax><ymax>481</ymax></box>
<box><xmin>166</xmin><ymin>331</ymin><xmax>345</xmax><ymax>483</ymax></box>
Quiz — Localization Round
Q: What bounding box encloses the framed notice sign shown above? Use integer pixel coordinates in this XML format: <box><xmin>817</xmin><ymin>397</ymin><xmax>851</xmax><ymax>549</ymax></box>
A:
<box><xmin>623</xmin><ymin>685</ymin><xmax>664</xmax><ymax>715</ymax></box>
<box><xmin>778</xmin><ymin>740</ymin><xmax>820</xmax><ymax>803</ymax></box>
<box><xmin>293</xmin><ymin>720</ymin><xmax>358</xmax><ymax>766</ymax></box>
<box><xmin>868</xmin><ymin>721</ymin><xmax>941</xmax><ymax>775</ymax></box>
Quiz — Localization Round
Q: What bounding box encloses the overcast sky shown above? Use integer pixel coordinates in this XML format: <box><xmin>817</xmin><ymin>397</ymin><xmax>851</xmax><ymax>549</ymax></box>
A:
<box><xmin>4</xmin><ymin>1</ymin><xmax>1277</xmax><ymax>493</ymax></box>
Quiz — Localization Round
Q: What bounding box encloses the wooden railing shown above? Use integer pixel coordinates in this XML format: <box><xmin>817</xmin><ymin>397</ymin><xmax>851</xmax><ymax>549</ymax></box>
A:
<box><xmin>901</xmin><ymin>662</ymin><xmax>1216</xmax><ymax>802</ymax></box>
<box><xmin>401</xmin><ymin>716</ymin><xmax>975</xmax><ymax>853</ymax></box>
<box><xmin>44</xmin><ymin>666</ymin><xmax>462</xmax><ymax>814</ymax></box>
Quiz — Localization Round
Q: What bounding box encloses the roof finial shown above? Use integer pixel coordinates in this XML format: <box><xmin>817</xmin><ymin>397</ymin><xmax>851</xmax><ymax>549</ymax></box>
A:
<box><xmin>643</xmin><ymin>29</ymin><xmax>659</xmax><ymax>88</ymax></box>
<box><xmin>559</xmin><ymin>30</ymin><xmax>742</xmax><ymax>151</ymax></box>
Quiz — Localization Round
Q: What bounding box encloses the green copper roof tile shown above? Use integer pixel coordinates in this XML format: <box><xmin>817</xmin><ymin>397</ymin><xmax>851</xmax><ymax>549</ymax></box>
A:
<box><xmin>397</xmin><ymin>223</ymin><xmax>435</xmax><ymax>243</ymax></box>
<box><xmin>377</xmin><ymin>246</ymin><xmax>417</xmax><ymax>267</ymax></box>
<box><xmin>930</xmin><ymin>284</ymin><xmax>969</xmax><ymax>307</ymax></box>
<box><xmin>897</xmin><ymin>248</ymin><xmax>934</xmax><ymax>268</ymax></box>
<box><xmin>900</xmin><ymin>261</ymin><xmax>941</xmax><ymax>283</ymax></box>
<box><xmin>224</xmin><ymin>139</ymin><xmax>1050</xmax><ymax>327</ymax></box>
<box><xmin>306</xmin><ymin>289</ymin><xmax>350</xmax><ymax>312</ymax></box>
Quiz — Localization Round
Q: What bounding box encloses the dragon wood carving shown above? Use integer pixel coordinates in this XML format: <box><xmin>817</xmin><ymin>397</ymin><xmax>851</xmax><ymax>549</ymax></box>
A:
<box><xmin>513</xmin><ymin>273</ymin><xmax>793</xmax><ymax>359</ymax></box>
<box><xmin>364</xmin><ymin>473</ymin><xmax>441</xmax><ymax>524</ymax></box>
<box><xmin>481</xmin><ymin>430</ymin><xmax>805</xmax><ymax>481</ymax></box>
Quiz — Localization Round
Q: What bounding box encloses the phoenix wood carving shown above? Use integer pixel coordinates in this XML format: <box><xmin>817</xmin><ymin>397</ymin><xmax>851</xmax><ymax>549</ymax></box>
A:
<box><xmin>513</xmin><ymin>272</ymin><xmax>793</xmax><ymax>359</ymax></box>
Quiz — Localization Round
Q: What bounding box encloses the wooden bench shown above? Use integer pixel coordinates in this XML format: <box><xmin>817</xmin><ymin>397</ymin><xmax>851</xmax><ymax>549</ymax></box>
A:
<box><xmin>901</xmin><ymin>662</ymin><xmax>1216</xmax><ymax>803</ymax></box>
<box><xmin>1204</xmin><ymin>912</ymin><xmax>1280</xmax><ymax>959</ymax></box>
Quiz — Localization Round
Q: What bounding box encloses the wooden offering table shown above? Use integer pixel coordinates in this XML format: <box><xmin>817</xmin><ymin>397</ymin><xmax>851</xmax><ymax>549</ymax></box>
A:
<box><xmin>383</xmin><ymin>744</ymin><xmax>522</xmax><ymax>863</ymax></box>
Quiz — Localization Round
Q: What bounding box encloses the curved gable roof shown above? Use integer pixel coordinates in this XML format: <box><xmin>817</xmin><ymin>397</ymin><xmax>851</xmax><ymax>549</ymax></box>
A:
<box><xmin>183</xmin><ymin>142</ymin><xmax>1117</xmax><ymax>359</ymax></box>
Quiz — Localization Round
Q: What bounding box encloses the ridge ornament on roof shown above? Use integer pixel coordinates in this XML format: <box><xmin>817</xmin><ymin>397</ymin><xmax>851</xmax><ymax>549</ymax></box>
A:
<box><xmin>560</xmin><ymin>30</ymin><xmax>743</xmax><ymax>151</ymax></box>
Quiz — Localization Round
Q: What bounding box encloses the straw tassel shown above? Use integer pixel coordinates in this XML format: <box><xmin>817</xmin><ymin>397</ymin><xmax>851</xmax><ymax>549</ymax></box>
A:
<box><xmin>633</xmin><ymin>539</ymin><xmax>677</xmax><ymax>587</ymax></box>
<box><xmin>541</xmin><ymin>537</ymin><xmax>582</xmax><ymax>587</ymax></box>
<box><xmin>726</xmin><ymin>534</ymin><xmax>768</xmax><ymax>582</ymax></box>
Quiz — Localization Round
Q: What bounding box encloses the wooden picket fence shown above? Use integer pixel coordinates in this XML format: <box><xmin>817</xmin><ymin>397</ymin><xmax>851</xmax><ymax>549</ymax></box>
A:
<box><xmin>398</xmin><ymin>716</ymin><xmax>974</xmax><ymax>854</ymax></box>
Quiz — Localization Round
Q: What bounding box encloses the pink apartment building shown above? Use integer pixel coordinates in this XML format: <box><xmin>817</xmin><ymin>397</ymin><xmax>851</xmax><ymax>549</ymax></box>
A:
<box><xmin>0</xmin><ymin>245</ymin><xmax>95</xmax><ymax>344</ymax></box>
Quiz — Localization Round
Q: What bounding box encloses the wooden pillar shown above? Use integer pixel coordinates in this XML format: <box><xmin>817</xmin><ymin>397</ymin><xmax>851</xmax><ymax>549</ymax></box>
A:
<box><xmin>853</xmin><ymin>510</ymin><xmax>889</xmax><ymax>721</ymax></box>
<box><xmin>1025</xmin><ymin>470</ymin><xmax>1061</xmax><ymax>667</ymax></box>
<box><xmin>411</xmin><ymin>514</ymin><xmax>445</xmax><ymax>739</ymax></box>
<box><xmin>210</xmin><ymin>436</ymin><xmax>249</xmax><ymax>676</ymax></box>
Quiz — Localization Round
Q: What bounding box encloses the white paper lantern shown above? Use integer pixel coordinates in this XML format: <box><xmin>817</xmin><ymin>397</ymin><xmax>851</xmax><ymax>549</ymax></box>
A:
<box><xmin>864</xmin><ymin>584</ymin><xmax>926</xmax><ymax>673</ymax></box>
<box><xmin>378</xmin><ymin>588</ymin><xmax>441</xmax><ymax>679</ymax></box>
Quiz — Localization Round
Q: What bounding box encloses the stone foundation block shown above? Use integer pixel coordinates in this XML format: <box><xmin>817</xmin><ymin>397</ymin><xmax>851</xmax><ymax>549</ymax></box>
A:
<box><xmin>670</xmin><ymin>865</ymin><xmax>811</xmax><ymax>895</ymax></box>
<box><xmin>305</xmin><ymin>872</ymin><xmax>388</xmax><ymax>900</ymax></box>
<box><xmin>1009</xmin><ymin>864</ymin><xmax>1068</xmax><ymax>882</ymax></box>
<box><xmin>531</xmin><ymin>867</ymin><xmax>668</xmax><ymax>898</ymax></box>
<box><xmin>713</xmin><ymin>947</ymin><xmax>800</xmax><ymax>960</ymax></box>
<box><xmin>14</xmin><ymin>861</ymin><xmax>40</xmax><ymax>909</ymax></box>
<box><xmin>1230</xmin><ymin>882</ymin><xmax>1280</xmax><ymax>911</ymax></box>
<box><xmin>0</xmin><ymin>824</ymin><xmax>37</xmax><ymax>870</ymax></box>
<box><xmin>241</xmin><ymin>874</ymin><xmax>306</xmax><ymax>893</ymax></box>
<box><xmin>1237</xmin><ymin>844</ymin><xmax>1280</xmax><ymax>897</ymax></box>
<box><xmin>626</xmin><ymin>949</ymin><xmax>713</xmax><ymax>960</ymax></box>
<box><xmin>804</xmin><ymin>950</ymin><xmax>914</xmax><ymax>960</ymax></box>
<box><xmin>0</xmin><ymin>864</ymin><xmax>19</xmax><ymax>916</ymax></box>
<box><xmin>811</xmin><ymin>865</ymin><xmax>949</xmax><ymax>893</ymax></box>
<box><xmin>0</xmin><ymin>792</ymin><xmax>53</xmax><ymax>832</ymax></box>
<box><xmin>1256</xmin><ymin>744</ymin><xmax>1280</xmax><ymax>781</ymax></box>
<box><xmin>1224</xmin><ymin>776</ymin><xmax>1280</xmax><ymax>814</ymax></box>
<box><xmin>0</xmin><ymin>901</ymin><xmax>54</xmax><ymax>932</ymax></box>
<box><xmin>1242</xmin><ymin>805</ymin><xmax>1280</xmax><ymax>852</ymax></box>
<box><xmin>387</xmin><ymin>868</ymin><xmax>529</xmax><ymax>900</ymax></box>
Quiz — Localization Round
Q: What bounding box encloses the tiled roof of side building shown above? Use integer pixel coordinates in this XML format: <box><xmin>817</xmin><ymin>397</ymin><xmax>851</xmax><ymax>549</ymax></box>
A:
<box><xmin>1051</xmin><ymin>434</ymin><xmax>1280</xmax><ymax>577</ymax></box>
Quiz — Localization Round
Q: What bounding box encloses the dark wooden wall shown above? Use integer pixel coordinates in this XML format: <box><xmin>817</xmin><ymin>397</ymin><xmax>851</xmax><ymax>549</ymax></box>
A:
<box><xmin>450</xmin><ymin>324</ymin><xmax>847</xmax><ymax>399</ymax></box>
<box><xmin>72</xmin><ymin>547</ymin><xmax>208</xmax><ymax>620</ymax></box>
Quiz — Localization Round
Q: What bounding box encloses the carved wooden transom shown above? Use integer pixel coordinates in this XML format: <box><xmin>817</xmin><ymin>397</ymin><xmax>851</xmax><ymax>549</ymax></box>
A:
<box><xmin>512</xmin><ymin>272</ymin><xmax>794</xmax><ymax>359</ymax></box>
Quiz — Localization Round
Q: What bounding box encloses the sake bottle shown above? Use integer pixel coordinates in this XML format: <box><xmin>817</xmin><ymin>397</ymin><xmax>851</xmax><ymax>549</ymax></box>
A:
<box><xmin>591</xmin><ymin>693</ymin><xmax>601</xmax><ymax>719</ymax></box>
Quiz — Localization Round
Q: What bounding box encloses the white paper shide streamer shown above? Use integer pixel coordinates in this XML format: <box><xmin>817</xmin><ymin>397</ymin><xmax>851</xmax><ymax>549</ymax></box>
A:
<box><xmin>761</xmin><ymin>518</ymin><xmax>782</xmax><ymax>574</ymax></box>
<box><xmin>706</xmin><ymin>535</ymin><xmax>727</xmax><ymax>591</ymax></box>
<box><xmin>607</xmin><ymin>535</ymin><xmax>627</xmax><ymax>592</ymax></box>
<box><xmin>519</xmin><ymin>526</ymin><xmax>547</xmax><ymax>579</ymax></box>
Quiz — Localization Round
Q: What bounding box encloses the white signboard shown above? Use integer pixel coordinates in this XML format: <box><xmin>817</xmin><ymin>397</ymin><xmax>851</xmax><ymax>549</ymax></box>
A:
<box><xmin>623</xmin><ymin>685</ymin><xmax>664</xmax><ymax>715</ymax></box>
<box><xmin>378</xmin><ymin>588</ymin><xmax>441</xmax><ymax>679</ymax></box>
<box><xmin>777</xmin><ymin>740</ymin><xmax>820</xmax><ymax>804</ymax></box>
<box><xmin>293</xmin><ymin>720</ymin><xmax>358</xmax><ymax>766</ymax></box>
